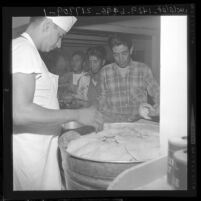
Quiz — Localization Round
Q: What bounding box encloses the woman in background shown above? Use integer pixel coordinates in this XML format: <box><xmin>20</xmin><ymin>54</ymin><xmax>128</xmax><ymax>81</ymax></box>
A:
<box><xmin>58</xmin><ymin>51</ymin><xmax>90</xmax><ymax>108</ymax></box>
<box><xmin>86</xmin><ymin>46</ymin><xmax>106</xmax><ymax>107</ymax></box>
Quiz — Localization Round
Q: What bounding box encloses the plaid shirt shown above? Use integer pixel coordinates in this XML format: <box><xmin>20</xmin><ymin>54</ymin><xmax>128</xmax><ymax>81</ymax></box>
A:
<box><xmin>98</xmin><ymin>60</ymin><xmax>160</xmax><ymax>121</ymax></box>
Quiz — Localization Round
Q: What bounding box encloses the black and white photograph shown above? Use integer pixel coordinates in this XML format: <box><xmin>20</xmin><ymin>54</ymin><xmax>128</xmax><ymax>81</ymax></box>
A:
<box><xmin>2</xmin><ymin>5</ymin><xmax>196</xmax><ymax>199</ymax></box>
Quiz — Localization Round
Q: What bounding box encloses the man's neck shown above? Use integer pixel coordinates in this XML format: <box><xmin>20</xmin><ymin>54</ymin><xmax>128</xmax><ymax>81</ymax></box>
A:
<box><xmin>117</xmin><ymin>66</ymin><xmax>130</xmax><ymax>77</ymax></box>
<box><xmin>91</xmin><ymin>71</ymin><xmax>99</xmax><ymax>79</ymax></box>
<box><xmin>26</xmin><ymin>27</ymin><xmax>40</xmax><ymax>49</ymax></box>
<box><xmin>73</xmin><ymin>71</ymin><xmax>83</xmax><ymax>75</ymax></box>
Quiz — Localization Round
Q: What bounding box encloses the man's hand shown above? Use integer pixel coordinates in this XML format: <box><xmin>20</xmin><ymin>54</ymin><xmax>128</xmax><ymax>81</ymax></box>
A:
<box><xmin>77</xmin><ymin>106</ymin><xmax>104</xmax><ymax>132</ymax></box>
<box><xmin>139</xmin><ymin>103</ymin><xmax>156</xmax><ymax>120</ymax></box>
<box><xmin>75</xmin><ymin>99</ymin><xmax>90</xmax><ymax>108</ymax></box>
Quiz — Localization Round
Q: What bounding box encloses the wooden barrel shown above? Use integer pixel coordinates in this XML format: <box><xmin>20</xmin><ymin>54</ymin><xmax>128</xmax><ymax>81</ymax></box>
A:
<box><xmin>65</xmin><ymin>152</ymin><xmax>143</xmax><ymax>190</ymax></box>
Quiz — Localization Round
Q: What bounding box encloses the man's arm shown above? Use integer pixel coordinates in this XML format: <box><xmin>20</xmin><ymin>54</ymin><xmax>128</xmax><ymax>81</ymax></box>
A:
<box><xmin>13</xmin><ymin>73</ymin><xmax>103</xmax><ymax>134</ymax></box>
<box><xmin>97</xmin><ymin>69</ymin><xmax>121</xmax><ymax>122</ymax></box>
<box><xmin>97</xmin><ymin>69</ymin><xmax>108</xmax><ymax>112</ymax></box>
<box><xmin>144</xmin><ymin>67</ymin><xmax>160</xmax><ymax>116</ymax></box>
<box><xmin>13</xmin><ymin>73</ymin><xmax>77</xmax><ymax>125</ymax></box>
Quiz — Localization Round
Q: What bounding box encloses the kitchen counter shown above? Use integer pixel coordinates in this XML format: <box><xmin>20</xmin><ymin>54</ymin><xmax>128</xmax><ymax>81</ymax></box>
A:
<box><xmin>107</xmin><ymin>155</ymin><xmax>174</xmax><ymax>190</ymax></box>
<box><xmin>134</xmin><ymin>175</ymin><xmax>173</xmax><ymax>190</ymax></box>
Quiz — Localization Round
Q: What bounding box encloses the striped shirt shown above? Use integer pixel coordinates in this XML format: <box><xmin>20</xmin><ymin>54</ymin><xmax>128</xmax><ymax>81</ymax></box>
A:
<box><xmin>98</xmin><ymin>60</ymin><xmax>160</xmax><ymax>121</ymax></box>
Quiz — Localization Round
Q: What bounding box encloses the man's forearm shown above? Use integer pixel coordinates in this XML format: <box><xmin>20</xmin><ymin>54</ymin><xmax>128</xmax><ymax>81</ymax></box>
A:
<box><xmin>13</xmin><ymin>103</ymin><xmax>78</xmax><ymax>126</ymax></box>
<box><xmin>153</xmin><ymin>103</ymin><xmax>160</xmax><ymax>116</ymax></box>
<box><xmin>148</xmin><ymin>85</ymin><xmax>160</xmax><ymax>116</ymax></box>
<box><xmin>153</xmin><ymin>88</ymin><xmax>160</xmax><ymax>116</ymax></box>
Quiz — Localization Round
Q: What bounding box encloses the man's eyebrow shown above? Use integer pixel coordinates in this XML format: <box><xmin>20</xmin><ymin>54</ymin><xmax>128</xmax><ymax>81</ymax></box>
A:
<box><xmin>122</xmin><ymin>50</ymin><xmax>129</xmax><ymax>53</ymax></box>
<box><xmin>113</xmin><ymin>50</ymin><xmax>129</xmax><ymax>54</ymax></box>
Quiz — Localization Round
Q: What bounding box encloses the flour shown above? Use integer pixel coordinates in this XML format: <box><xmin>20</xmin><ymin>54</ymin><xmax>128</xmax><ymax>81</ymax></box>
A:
<box><xmin>66</xmin><ymin>122</ymin><xmax>161</xmax><ymax>162</ymax></box>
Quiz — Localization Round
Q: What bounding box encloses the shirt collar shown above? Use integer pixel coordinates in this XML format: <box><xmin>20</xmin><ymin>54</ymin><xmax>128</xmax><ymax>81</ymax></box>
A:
<box><xmin>91</xmin><ymin>71</ymin><xmax>100</xmax><ymax>80</ymax></box>
<box><xmin>73</xmin><ymin>71</ymin><xmax>85</xmax><ymax>76</ymax></box>
<box><xmin>21</xmin><ymin>32</ymin><xmax>38</xmax><ymax>50</ymax></box>
<box><xmin>114</xmin><ymin>59</ymin><xmax>133</xmax><ymax>70</ymax></box>
<box><xmin>127</xmin><ymin>59</ymin><xmax>133</xmax><ymax>68</ymax></box>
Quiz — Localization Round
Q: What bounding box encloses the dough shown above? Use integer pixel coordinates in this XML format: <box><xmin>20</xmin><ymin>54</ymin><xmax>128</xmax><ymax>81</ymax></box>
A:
<box><xmin>66</xmin><ymin>123</ymin><xmax>161</xmax><ymax>162</ymax></box>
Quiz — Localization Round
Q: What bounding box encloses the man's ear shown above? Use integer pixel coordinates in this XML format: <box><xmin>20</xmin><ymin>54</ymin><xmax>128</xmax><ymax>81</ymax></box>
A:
<box><xmin>41</xmin><ymin>18</ymin><xmax>53</xmax><ymax>33</ymax></box>
<box><xmin>130</xmin><ymin>45</ymin><xmax>134</xmax><ymax>55</ymax></box>
<box><xmin>102</xmin><ymin>59</ymin><xmax>106</xmax><ymax>66</ymax></box>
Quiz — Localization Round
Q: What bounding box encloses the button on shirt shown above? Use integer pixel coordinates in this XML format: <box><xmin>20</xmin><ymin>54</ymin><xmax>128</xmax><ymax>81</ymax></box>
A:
<box><xmin>99</xmin><ymin>60</ymin><xmax>160</xmax><ymax>120</ymax></box>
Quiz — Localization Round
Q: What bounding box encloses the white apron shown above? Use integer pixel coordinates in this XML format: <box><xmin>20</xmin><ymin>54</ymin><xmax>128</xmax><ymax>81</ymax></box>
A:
<box><xmin>13</xmin><ymin>34</ymin><xmax>62</xmax><ymax>191</ymax></box>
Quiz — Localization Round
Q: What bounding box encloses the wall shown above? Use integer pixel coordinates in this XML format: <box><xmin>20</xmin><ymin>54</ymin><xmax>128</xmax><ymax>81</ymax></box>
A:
<box><xmin>43</xmin><ymin>36</ymin><xmax>159</xmax><ymax>82</ymax></box>
<box><xmin>160</xmin><ymin>16</ymin><xmax>187</xmax><ymax>154</ymax></box>
<box><xmin>12</xmin><ymin>16</ymin><xmax>160</xmax><ymax>82</ymax></box>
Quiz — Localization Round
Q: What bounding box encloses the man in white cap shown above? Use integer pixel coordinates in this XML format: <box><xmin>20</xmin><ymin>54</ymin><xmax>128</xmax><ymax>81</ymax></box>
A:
<box><xmin>12</xmin><ymin>16</ymin><xmax>103</xmax><ymax>190</ymax></box>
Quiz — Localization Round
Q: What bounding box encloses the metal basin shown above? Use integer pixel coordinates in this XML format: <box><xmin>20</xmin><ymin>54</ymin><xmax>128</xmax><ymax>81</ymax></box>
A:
<box><xmin>64</xmin><ymin>151</ymin><xmax>143</xmax><ymax>190</ymax></box>
<box><xmin>58</xmin><ymin>133</ymin><xmax>144</xmax><ymax>190</ymax></box>
<box><xmin>59</xmin><ymin>121</ymin><xmax>159</xmax><ymax>190</ymax></box>
<box><xmin>62</xmin><ymin>121</ymin><xmax>83</xmax><ymax>129</ymax></box>
<box><xmin>62</xmin><ymin>121</ymin><xmax>95</xmax><ymax>135</ymax></box>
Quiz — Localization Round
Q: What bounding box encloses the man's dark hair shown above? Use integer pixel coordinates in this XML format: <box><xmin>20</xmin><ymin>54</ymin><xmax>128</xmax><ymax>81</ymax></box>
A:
<box><xmin>71</xmin><ymin>51</ymin><xmax>85</xmax><ymax>60</ymax></box>
<box><xmin>86</xmin><ymin>46</ymin><xmax>106</xmax><ymax>61</ymax></box>
<box><xmin>108</xmin><ymin>34</ymin><xmax>132</xmax><ymax>50</ymax></box>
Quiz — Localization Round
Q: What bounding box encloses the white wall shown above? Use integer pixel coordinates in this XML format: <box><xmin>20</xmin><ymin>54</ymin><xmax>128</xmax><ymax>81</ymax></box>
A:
<box><xmin>12</xmin><ymin>17</ymin><xmax>29</xmax><ymax>28</ymax></box>
<box><xmin>160</xmin><ymin>16</ymin><xmax>187</xmax><ymax>154</ymax></box>
<box><xmin>12</xmin><ymin>16</ymin><xmax>160</xmax><ymax>81</ymax></box>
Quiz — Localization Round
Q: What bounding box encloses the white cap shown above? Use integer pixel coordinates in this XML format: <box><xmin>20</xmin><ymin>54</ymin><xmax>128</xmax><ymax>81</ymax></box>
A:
<box><xmin>46</xmin><ymin>16</ymin><xmax>77</xmax><ymax>32</ymax></box>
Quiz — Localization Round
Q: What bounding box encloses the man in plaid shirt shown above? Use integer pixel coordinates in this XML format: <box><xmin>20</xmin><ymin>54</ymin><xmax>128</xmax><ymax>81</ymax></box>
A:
<box><xmin>98</xmin><ymin>34</ymin><xmax>160</xmax><ymax>122</ymax></box>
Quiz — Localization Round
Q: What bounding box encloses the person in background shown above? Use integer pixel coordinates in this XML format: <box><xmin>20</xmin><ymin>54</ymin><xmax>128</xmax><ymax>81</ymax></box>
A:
<box><xmin>58</xmin><ymin>51</ymin><xmax>90</xmax><ymax>108</ymax></box>
<box><xmin>52</xmin><ymin>54</ymin><xmax>70</xmax><ymax>76</ymax></box>
<box><xmin>12</xmin><ymin>16</ymin><xmax>103</xmax><ymax>190</ymax></box>
<box><xmin>86</xmin><ymin>46</ymin><xmax>106</xmax><ymax>106</ymax></box>
<box><xmin>40</xmin><ymin>49</ymin><xmax>71</xmax><ymax>76</ymax></box>
<box><xmin>98</xmin><ymin>34</ymin><xmax>160</xmax><ymax>122</ymax></box>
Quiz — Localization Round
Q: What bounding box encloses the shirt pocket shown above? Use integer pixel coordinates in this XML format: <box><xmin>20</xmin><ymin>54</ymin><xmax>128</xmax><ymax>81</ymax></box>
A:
<box><xmin>105</xmin><ymin>76</ymin><xmax>117</xmax><ymax>94</ymax></box>
<box><xmin>129</xmin><ymin>76</ymin><xmax>146</xmax><ymax>101</ymax></box>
